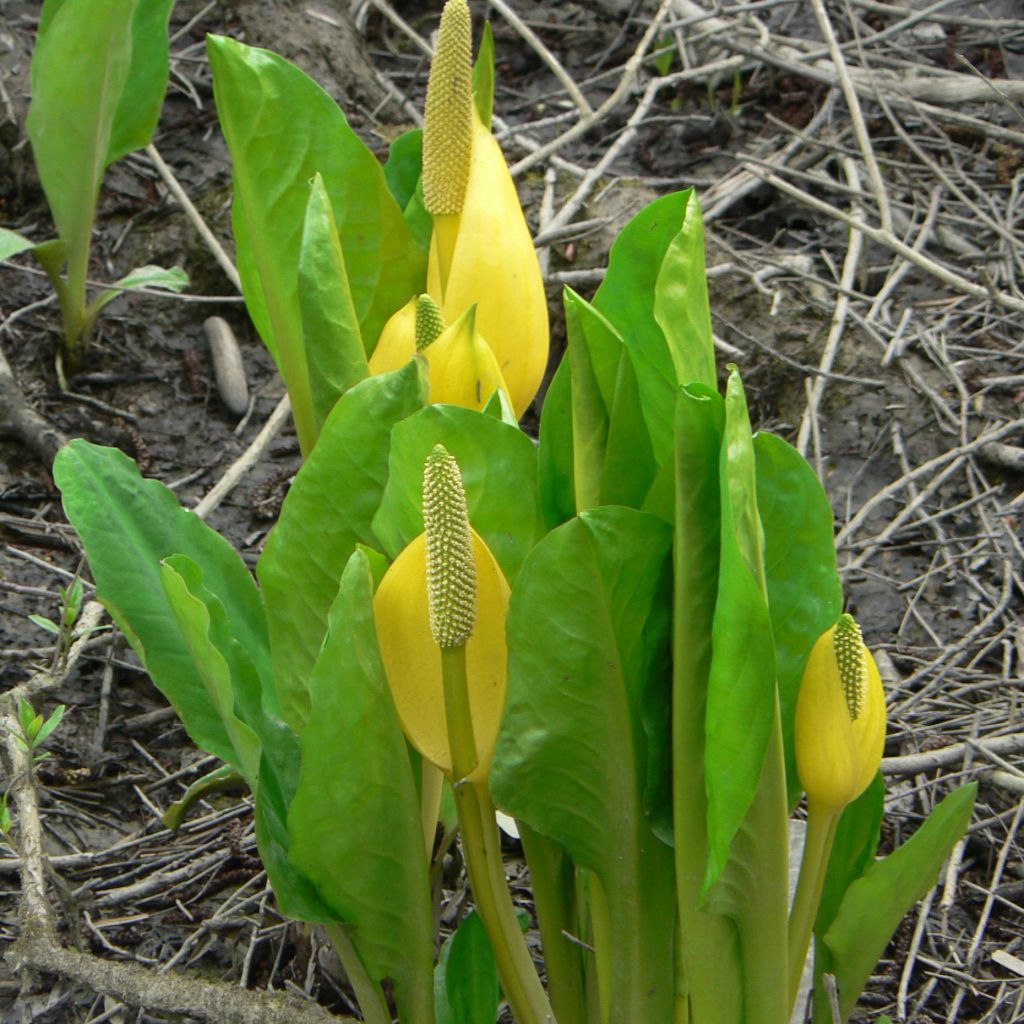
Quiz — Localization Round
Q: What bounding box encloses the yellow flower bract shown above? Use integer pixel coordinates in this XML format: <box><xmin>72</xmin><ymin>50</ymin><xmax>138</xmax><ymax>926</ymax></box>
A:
<box><xmin>795</xmin><ymin>616</ymin><xmax>887</xmax><ymax>812</ymax></box>
<box><xmin>427</xmin><ymin>111</ymin><xmax>549</xmax><ymax>419</ymax></box>
<box><xmin>373</xmin><ymin>530</ymin><xmax>509</xmax><ymax>781</ymax></box>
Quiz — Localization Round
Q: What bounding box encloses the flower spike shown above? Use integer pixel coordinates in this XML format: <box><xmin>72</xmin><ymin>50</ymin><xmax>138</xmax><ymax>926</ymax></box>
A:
<box><xmin>415</xmin><ymin>295</ymin><xmax>446</xmax><ymax>352</ymax></box>
<box><xmin>422</xmin><ymin>0</ymin><xmax>473</xmax><ymax>218</ymax></box>
<box><xmin>423</xmin><ymin>445</ymin><xmax>476</xmax><ymax>648</ymax></box>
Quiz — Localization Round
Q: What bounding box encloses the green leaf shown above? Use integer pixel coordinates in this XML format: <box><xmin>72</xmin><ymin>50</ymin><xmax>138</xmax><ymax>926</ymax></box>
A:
<box><xmin>207</xmin><ymin>36</ymin><xmax>426</xmax><ymax>449</ymax></box>
<box><xmin>490</xmin><ymin>506</ymin><xmax>676</xmax><ymax>1022</ymax></box>
<box><xmin>821</xmin><ymin>784</ymin><xmax>976</xmax><ymax>1023</ymax></box>
<box><xmin>34</xmin><ymin>705</ymin><xmax>66</xmax><ymax>746</ymax></box>
<box><xmin>593</xmin><ymin>189</ymin><xmax>708</xmax><ymax>462</ymax></box>
<box><xmin>298</xmin><ymin>173</ymin><xmax>369</xmax><ymax>428</ymax></box>
<box><xmin>653</xmin><ymin>188</ymin><xmax>716</xmax><ymax>392</ymax></box>
<box><xmin>693</xmin><ymin>374</ymin><xmax>793</xmax><ymax>1024</ymax></box>
<box><xmin>90</xmin><ymin>264</ymin><xmax>189</xmax><ymax>315</ymax></box>
<box><xmin>54</xmin><ymin>440</ymin><xmax>273</xmax><ymax>763</ymax></box>
<box><xmin>816</xmin><ymin>773</ymin><xmax>885</xmax><ymax>938</ymax></box>
<box><xmin>159</xmin><ymin>556</ymin><xmax>264</xmax><ymax>788</ymax></box>
<box><xmin>17</xmin><ymin>698</ymin><xmax>36</xmax><ymax>739</ymax></box>
<box><xmin>704</xmin><ymin>370</ymin><xmax>775</xmax><ymax>889</ymax></box>
<box><xmin>257</xmin><ymin>361</ymin><xmax>426</xmax><ymax>730</ymax></box>
<box><xmin>434</xmin><ymin>911</ymin><xmax>500</xmax><ymax>1024</ymax></box>
<box><xmin>372</xmin><ymin>403</ymin><xmax>541</xmax><ymax>584</ymax></box>
<box><xmin>255</xmin><ymin>729</ymin><xmax>338</xmax><ymax>923</ymax></box>
<box><xmin>536</xmin><ymin>355</ymin><xmax>576</xmax><ymax>529</ymax></box>
<box><xmin>0</xmin><ymin>228</ymin><xmax>35</xmax><ymax>262</ymax></box>
<box><xmin>106</xmin><ymin>0</ymin><xmax>175</xmax><ymax>164</ymax></box>
<box><xmin>754</xmin><ymin>432</ymin><xmax>843</xmax><ymax>805</ymax></box>
<box><xmin>28</xmin><ymin>0</ymin><xmax>136</xmax><ymax>254</ymax></box>
<box><xmin>28</xmin><ymin>615</ymin><xmax>61</xmax><ymax>636</ymax></box>
<box><xmin>383</xmin><ymin>129</ymin><xmax>423</xmax><ymax>213</ymax></box>
<box><xmin>472</xmin><ymin>21</ymin><xmax>495</xmax><ymax>130</ymax></box>
<box><xmin>564</xmin><ymin>288</ymin><xmax>611</xmax><ymax>513</ymax></box>
<box><xmin>288</xmin><ymin>549</ymin><xmax>433</xmax><ymax>1021</ymax></box>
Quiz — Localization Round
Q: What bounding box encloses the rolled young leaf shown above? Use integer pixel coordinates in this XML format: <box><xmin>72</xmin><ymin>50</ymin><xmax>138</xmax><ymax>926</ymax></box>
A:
<box><xmin>298</xmin><ymin>173</ymin><xmax>371</xmax><ymax>428</ymax></box>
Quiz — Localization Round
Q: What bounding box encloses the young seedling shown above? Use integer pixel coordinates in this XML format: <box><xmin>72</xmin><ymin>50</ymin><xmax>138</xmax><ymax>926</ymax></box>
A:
<box><xmin>8</xmin><ymin>697</ymin><xmax>66</xmax><ymax>768</ymax></box>
<box><xmin>1</xmin><ymin>0</ymin><xmax>186</xmax><ymax>364</ymax></box>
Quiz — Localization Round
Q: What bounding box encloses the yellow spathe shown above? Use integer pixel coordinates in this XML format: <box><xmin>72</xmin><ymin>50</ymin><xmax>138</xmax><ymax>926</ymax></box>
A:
<box><xmin>369</xmin><ymin>300</ymin><xmax>508</xmax><ymax>411</ymax></box>
<box><xmin>374</xmin><ymin>530</ymin><xmax>509</xmax><ymax>782</ymax></box>
<box><xmin>427</xmin><ymin>111</ymin><xmax>549</xmax><ymax>420</ymax></box>
<box><xmin>795</xmin><ymin>615</ymin><xmax>887</xmax><ymax>812</ymax></box>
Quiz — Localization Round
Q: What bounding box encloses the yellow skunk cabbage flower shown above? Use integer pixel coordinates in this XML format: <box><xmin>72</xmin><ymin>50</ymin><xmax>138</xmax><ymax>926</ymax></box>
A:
<box><xmin>422</xmin><ymin>0</ymin><xmax>549</xmax><ymax>420</ymax></box>
<box><xmin>370</xmin><ymin>296</ymin><xmax>509</xmax><ymax>411</ymax></box>
<box><xmin>795</xmin><ymin>614</ymin><xmax>886</xmax><ymax>813</ymax></box>
<box><xmin>374</xmin><ymin>446</ymin><xmax>509</xmax><ymax>782</ymax></box>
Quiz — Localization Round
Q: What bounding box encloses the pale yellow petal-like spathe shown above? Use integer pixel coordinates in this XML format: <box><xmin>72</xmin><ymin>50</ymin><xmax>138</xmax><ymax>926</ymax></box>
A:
<box><xmin>795</xmin><ymin>620</ymin><xmax>887</xmax><ymax>813</ymax></box>
<box><xmin>368</xmin><ymin>295</ymin><xmax>417</xmax><ymax>375</ymax></box>
<box><xmin>851</xmin><ymin>650</ymin><xmax>886</xmax><ymax>797</ymax></box>
<box><xmin>374</xmin><ymin>530</ymin><xmax>509</xmax><ymax>782</ymax></box>
<box><xmin>423</xmin><ymin>306</ymin><xmax>510</xmax><ymax>411</ymax></box>
<box><xmin>428</xmin><ymin>111</ymin><xmax>548</xmax><ymax>420</ymax></box>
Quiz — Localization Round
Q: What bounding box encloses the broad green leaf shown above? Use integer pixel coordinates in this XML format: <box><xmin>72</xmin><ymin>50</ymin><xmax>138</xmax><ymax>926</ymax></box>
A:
<box><xmin>106</xmin><ymin>0</ymin><xmax>175</xmax><ymax>164</ymax></box>
<box><xmin>255</xmin><ymin>727</ymin><xmax>338</xmax><ymax>923</ymax></box>
<box><xmin>754</xmin><ymin>432</ymin><xmax>843</xmax><ymax>805</ymax></box>
<box><xmin>90</xmin><ymin>264</ymin><xmax>189</xmax><ymax>314</ymax></box>
<box><xmin>491</xmin><ymin>507</ymin><xmax>676</xmax><ymax>1021</ymax></box>
<box><xmin>257</xmin><ymin>361</ymin><xmax>426</xmax><ymax>730</ymax></box>
<box><xmin>159</xmin><ymin>556</ymin><xmax>264</xmax><ymax>788</ymax></box>
<box><xmin>593</xmin><ymin>190</ymin><xmax>699</xmax><ymax>461</ymax></box>
<box><xmin>298</xmin><ymin>173</ymin><xmax>369</xmax><ymax>429</ymax></box>
<box><xmin>821</xmin><ymin>784</ymin><xmax>976</xmax><ymax>1023</ymax></box>
<box><xmin>0</xmin><ymin>228</ymin><xmax>35</xmax><ymax>262</ymax></box>
<box><xmin>207</xmin><ymin>36</ymin><xmax>426</xmax><ymax>449</ymax></box>
<box><xmin>28</xmin><ymin>0</ymin><xmax>135</xmax><ymax>255</ymax></box>
<box><xmin>704</xmin><ymin>370</ymin><xmax>775</xmax><ymax>888</ymax></box>
<box><xmin>472</xmin><ymin>21</ymin><xmax>495</xmax><ymax>130</ymax></box>
<box><xmin>536</xmin><ymin>355</ymin><xmax>576</xmax><ymax>529</ymax></box>
<box><xmin>434</xmin><ymin>911</ymin><xmax>499</xmax><ymax>1024</ymax></box>
<box><xmin>671</xmin><ymin>386</ymin><xmax>743</xmax><ymax>1024</ymax></box>
<box><xmin>54</xmin><ymin>440</ymin><xmax>273</xmax><ymax>762</ymax></box>
<box><xmin>372</xmin><ymin>403</ymin><xmax>541</xmax><ymax>583</ymax></box>
<box><xmin>288</xmin><ymin>550</ymin><xmax>433</xmax><ymax>1021</ymax></box>
<box><xmin>653</xmin><ymin>188</ymin><xmax>716</xmax><ymax>392</ymax></box>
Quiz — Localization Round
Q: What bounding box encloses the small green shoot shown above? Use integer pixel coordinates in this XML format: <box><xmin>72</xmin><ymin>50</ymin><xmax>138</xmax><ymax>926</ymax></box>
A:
<box><xmin>9</xmin><ymin>697</ymin><xmax>66</xmax><ymax>766</ymax></box>
<box><xmin>653</xmin><ymin>33</ymin><xmax>676</xmax><ymax>77</ymax></box>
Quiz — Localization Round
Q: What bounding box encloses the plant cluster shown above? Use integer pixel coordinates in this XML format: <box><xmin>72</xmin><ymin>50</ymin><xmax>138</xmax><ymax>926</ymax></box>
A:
<box><xmin>40</xmin><ymin>2</ymin><xmax>976</xmax><ymax>1023</ymax></box>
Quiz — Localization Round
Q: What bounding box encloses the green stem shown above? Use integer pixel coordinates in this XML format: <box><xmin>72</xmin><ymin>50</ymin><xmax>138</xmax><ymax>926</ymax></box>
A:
<box><xmin>519</xmin><ymin>825</ymin><xmax>587</xmax><ymax>1024</ymax></box>
<box><xmin>787</xmin><ymin>801</ymin><xmax>839</xmax><ymax>1011</ymax></box>
<box><xmin>586</xmin><ymin>872</ymin><xmax>611</xmax><ymax>1024</ymax></box>
<box><xmin>63</xmin><ymin>235</ymin><xmax>90</xmax><ymax>352</ymax></box>
<box><xmin>441</xmin><ymin>645</ymin><xmax>555</xmax><ymax>1024</ymax></box>
<box><xmin>324</xmin><ymin>923</ymin><xmax>391</xmax><ymax>1024</ymax></box>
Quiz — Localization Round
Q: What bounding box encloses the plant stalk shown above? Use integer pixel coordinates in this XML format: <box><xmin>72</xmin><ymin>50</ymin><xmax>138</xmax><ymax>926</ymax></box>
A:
<box><xmin>787</xmin><ymin>801</ymin><xmax>839</xmax><ymax>1011</ymax></box>
<box><xmin>441</xmin><ymin>645</ymin><xmax>555</xmax><ymax>1024</ymax></box>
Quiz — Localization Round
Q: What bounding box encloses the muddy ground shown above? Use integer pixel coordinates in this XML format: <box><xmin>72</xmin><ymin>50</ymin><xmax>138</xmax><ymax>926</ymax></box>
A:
<box><xmin>1</xmin><ymin>1</ymin><xmax>1023</xmax><ymax>1022</ymax></box>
